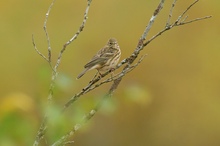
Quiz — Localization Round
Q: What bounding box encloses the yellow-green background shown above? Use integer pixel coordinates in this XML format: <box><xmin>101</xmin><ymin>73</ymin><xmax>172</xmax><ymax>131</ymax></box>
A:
<box><xmin>1</xmin><ymin>0</ymin><xmax>219</xmax><ymax>146</ymax></box>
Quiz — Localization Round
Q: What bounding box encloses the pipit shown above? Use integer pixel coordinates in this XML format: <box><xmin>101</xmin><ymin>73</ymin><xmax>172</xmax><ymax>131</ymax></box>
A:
<box><xmin>77</xmin><ymin>38</ymin><xmax>121</xmax><ymax>79</ymax></box>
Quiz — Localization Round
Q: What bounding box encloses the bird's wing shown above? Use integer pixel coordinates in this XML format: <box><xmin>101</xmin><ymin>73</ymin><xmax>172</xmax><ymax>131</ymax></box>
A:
<box><xmin>84</xmin><ymin>57</ymin><xmax>108</xmax><ymax>68</ymax></box>
<box><xmin>84</xmin><ymin>45</ymin><xmax>116</xmax><ymax>68</ymax></box>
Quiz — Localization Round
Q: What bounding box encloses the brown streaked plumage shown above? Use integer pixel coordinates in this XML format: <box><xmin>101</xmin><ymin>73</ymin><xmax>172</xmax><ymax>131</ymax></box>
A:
<box><xmin>77</xmin><ymin>38</ymin><xmax>121</xmax><ymax>79</ymax></box>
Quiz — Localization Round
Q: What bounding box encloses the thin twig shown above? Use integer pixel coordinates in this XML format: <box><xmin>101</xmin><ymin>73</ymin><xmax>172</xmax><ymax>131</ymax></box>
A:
<box><xmin>178</xmin><ymin>15</ymin><xmax>212</xmax><ymax>25</ymax></box>
<box><xmin>143</xmin><ymin>27</ymin><xmax>170</xmax><ymax>47</ymax></box>
<box><xmin>166</xmin><ymin>0</ymin><xmax>177</xmax><ymax>27</ymax></box>
<box><xmin>181</xmin><ymin>15</ymin><xmax>188</xmax><ymax>23</ymax></box>
<box><xmin>54</xmin><ymin>0</ymin><xmax>93</xmax><ymax>72</ymax></box>
<box><xmin>32</xmin><ymin>34</ymin><xmax>49</xmax><ymax>62</ymax></box>
<box><xmin>44</xmin><ymin>0</ymin><xmax>56</xmax><ymax>63</ymax></box>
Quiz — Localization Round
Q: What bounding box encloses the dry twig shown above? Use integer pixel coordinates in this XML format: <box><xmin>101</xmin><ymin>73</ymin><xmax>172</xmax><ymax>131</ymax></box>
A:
<box><xmin>32</xmin><ymin>34</ymin><xmax>49</xmax><ymax>62</ymax></box>
<box><xmin>43</xmin><ymin>0</ymin><xmax>56</xmax><ymax>63</ymax></box>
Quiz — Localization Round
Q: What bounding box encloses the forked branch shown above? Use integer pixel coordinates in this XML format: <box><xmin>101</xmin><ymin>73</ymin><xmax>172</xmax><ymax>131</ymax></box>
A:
<box><xmin>33</xmin><ymin>0</ymin><xmax>93</xmax><ymax>146</ymax></box>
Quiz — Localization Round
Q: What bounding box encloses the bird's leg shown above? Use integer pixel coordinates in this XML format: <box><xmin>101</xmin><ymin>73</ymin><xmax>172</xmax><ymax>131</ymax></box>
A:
<box><xmin>109</xmin><ymin>68</ymin><xmax>116</xmax><ymax>79</ymax></box>
<box><xmin>97</xmin><ymin>70</ymin><xmax>103</xmax><ymax>79</ymax></box>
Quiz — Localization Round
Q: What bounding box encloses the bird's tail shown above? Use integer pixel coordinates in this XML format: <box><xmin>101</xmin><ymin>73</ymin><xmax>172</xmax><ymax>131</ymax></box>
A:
<box><xmin>76</xmin><ymin>68</ymin><xmax>89</xmax><ymax>79</ymax></box>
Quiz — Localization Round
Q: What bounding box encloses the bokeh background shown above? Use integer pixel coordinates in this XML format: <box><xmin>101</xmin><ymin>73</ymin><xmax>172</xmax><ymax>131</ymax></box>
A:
<box><xmin>1</xmin><ymin>0</ymin><xmax>219</xmax><ymax>145</ymax></box>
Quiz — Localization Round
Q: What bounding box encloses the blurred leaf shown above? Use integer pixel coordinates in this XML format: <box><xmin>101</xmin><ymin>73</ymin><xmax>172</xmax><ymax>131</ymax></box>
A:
<box><xmin>0</xmin><ymin>93</ymin><xmax>35</xmax><ymax>117</ymax></box>
<box><xmin>0</xmin><ymin>103</ymin><xmax>36</xmax><ymax>145</ymax></box>
<box><xmin>99</xmin><ymin>97</ymin><xmax>118</xmax><ymax>115</ymax></box>
<box><xmin>0</xmin><ymin>93</ymin><xmax>36</xmax><ymax>145</ymax></box>
<box><xmin>124</xmin><ymin>85</ymin><xmax>152</xmax><ymax>106</ymax></box>
<box><xmin>55</xmin><ymin>73</ymin><xmax>73</xmax><ymax>91</ymax></box>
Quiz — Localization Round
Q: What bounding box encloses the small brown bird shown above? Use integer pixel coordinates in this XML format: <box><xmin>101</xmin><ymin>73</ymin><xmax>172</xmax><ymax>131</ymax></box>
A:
<box><xmin>77</xmin><ymin>38</ymin><xmax>121</xmax><ymax>79</ymax></box>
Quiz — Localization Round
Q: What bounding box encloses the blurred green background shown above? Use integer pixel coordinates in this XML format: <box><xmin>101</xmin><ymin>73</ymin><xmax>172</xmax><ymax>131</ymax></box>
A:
<box><xmin>1</xmin><ymin>0</ymin><xmax>219</xmax><ymax>146</ymax></box>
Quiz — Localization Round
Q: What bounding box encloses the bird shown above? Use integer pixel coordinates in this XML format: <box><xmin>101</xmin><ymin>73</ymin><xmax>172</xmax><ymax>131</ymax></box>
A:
<box><xmin>77</xmin><ymin>38</ymin><xmax>121</xmax><ymax>79</ymax></box>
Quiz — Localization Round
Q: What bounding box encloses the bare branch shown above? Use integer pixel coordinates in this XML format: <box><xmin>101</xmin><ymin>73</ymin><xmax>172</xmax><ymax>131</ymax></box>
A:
<box><xmin>54</xmin><ymin>0</ymin><xmax>92</xmax><ymax>72</ymax></box>
<box><xmin>43</xmin><ymin>0</ymin><xmax>56</xmax><ymax>63</ymax></box>
<box><xmin>166</xmin><ymin>0</ymin><xmax>177</xmax><ymax>27</ymax></box>
<box><xmin>33</xmin><ymin>2</ymin><xmax>58</xmax><ymax>144</ymax></box>
<box><xmin>140</xmin><ymin>0</ymin><xmax>165</xmax><ymax>42</ymax></box>
<box><xmin>32</xmin><ymin>34</ymin><xmax>49</xmax><ymax>62</ymax></box>
<box><xmin>178</xmin><ymin>15</ymin><xmax>212</xmax><ymax>26</ymax></box>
